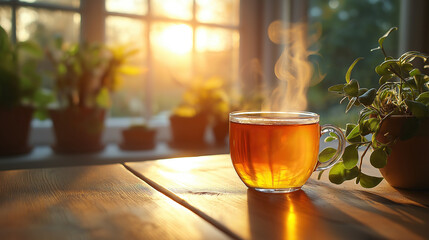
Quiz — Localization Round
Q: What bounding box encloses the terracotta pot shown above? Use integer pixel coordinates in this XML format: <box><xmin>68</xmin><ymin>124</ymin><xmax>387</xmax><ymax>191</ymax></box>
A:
<box><xmin>50</xmin><ymin>107</ymin><xmax>106</xmax><ymax>154</ymax></box>
<box><xmin>169</xmin><ymin>113</ymin><xmax>208</xmax><ymax>148</ymax></box>
<box><xmin>376</xmin><ymin>115</ymin><xmax>429</xmax><ymax>189</ymax></box>
<box><xmin>120</xmin><ymin>127</ymin><xmax>156</xmax><ymax>150</ymax></box>
<box><xmin>213</xmin><ymin>119</ymin><xmax>229</xmax><ymax>145</ymax></box>
<box><xmin>0</xmin><ymin>106</ymin><xmax>33</xmax><ymax>156</ymax></box>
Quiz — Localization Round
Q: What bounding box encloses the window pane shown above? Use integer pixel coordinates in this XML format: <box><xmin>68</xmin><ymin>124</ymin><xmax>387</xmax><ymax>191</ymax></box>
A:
<box><xmin>196</xmin><ymin>0</ymin><xmax>239</xmax><ymax>25</ymax></box>
<box><xmin>16</xmin><ymin>7</ymin><xmax>80</xmax><ymax>45</ymax></box>
<box><xmin>195</xmin><ymin>27</ymin><xmax>239</xmax><ymax>84</ymax></box>
<box><xmin>307</xmin><ymin>0</ymin><xmax>400</xmax><ymax>126</ymax></box>
<box><xmin>106</xmin><ymin>16</ymin><xmax>147</xmax><ymax>117</ymax></box>
<box><xmin>152</xmin><ymin>0</ymin><xmax>192</xmax><ymax>20</ymax></box>
<box><xmin>106</xmin><ymin>0</ymin><xmax>148</xmax><ymax>15</ymax></box>
<box><xmin>0</xmin><ymin>7</ymin><xmax>12</xmax><ymax>34</ymax></box>
<box><xmin>151</xmin><ymin>22</ymin><xmax>193</xmax><ymax>114</ymax></box>
<box><xmin>19</xmin><ymin>0</ymin><xmax>80</xmax><ymax>8</ymax></box>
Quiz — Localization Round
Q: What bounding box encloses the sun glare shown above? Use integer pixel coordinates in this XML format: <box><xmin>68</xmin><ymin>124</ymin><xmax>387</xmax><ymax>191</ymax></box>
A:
<box><xmin>156</xmin><ymin>24</ymin><xmax>193</xmax><ymax>55</ymax></box>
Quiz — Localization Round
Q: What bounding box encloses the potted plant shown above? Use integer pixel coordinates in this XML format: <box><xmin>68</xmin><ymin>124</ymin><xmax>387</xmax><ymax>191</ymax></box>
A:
<box><xmin>321</xmin><ymin>27</ymin><xmax>429</xmax><ymax>189</ymax></box>
<box><xmin>0</xmin><ymin>25</ymin><xmax>52</xmax><ymax>156</ymax></box>
<box><xmin>169</xmin><ymin>77</ymin><xmax>230</xmax><ymax>148</ymax></box>
<box><xmin>120</xmin><ymin>123</ymin><xmax>157</xmax><ymax>150</ymax></box>
<box><xmin>169</xmin><ymin>105</ymin><xmax>209</xmax><ymax>149</ymax></box>
<box><xmin>47</xmin><ymin>40</ymin><xmax>138</xmax><ymax>154</ymax></box>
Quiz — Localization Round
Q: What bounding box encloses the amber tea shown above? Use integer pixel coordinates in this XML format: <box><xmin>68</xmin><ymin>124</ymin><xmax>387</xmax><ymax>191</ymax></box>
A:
<box><xmin>229</xmin><ymin>112</ymin><xmax>345</xmax><ymax>193</ymax></box>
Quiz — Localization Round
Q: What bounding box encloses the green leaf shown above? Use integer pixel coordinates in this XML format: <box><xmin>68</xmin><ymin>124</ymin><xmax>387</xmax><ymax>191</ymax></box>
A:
<box><xmin>328</xmin><ymin>84</ymin><xmax>345</xmax><ymax>93</ymax></box>
<box><xmin>375</xmin><ymin>59</ymin><xmax>400</xmax><ymax>76</ymax></box>
<box><xmin>409</xmin><ymin>68</ymin><xmax>421</xmax><ymax>77</ymax></box>
<box><xmin>344</xmin><ymin>166</ymin><xmax>360</xmax><ymax>180</ymax></box>
<box><xmin>401</xmin><ymin>62</ymin><xmax>414</xmax><ymax>72</ymax></box>
<box><xmin>345</xmin><ymin>58</ymin><xmax>363</xmax><ymax>83</ymax></box>
<box><xmin>359</xmin><ymin>172</ymin><xmax>383</xmax><ymax>188</ymax></box>
<box><xmin>96</xmin><ymin>87</ymin><xmax>111</xmax><ymax>108</ymax></box>
<box><xmin>377</xmin><ymin>27</ymin><xmax>398</xmax><ymax>49</ymax></box>
<box><xmin>0</xmin><ymin>25</ymin><xmax>10</xmax><ymax>55</ymax></box>
<box><xmin>416</xmin><ymin>92</ymin><xmax>429</xmax><ymax>105</ymax></box>
<box><xmin>329</xmin><ymin>162</ymin><xmax>359</xmax><ymax>184</ymax></box>
<box><xmin>405</xmin><ymin>100</ymin><xmax>429</xmax><ymax>118</ymax></box>
<box><xmin>324</xmin><ymin>136</ymin><xmax>336</xmax><ymax>142</ymax></box>
<box><xmin>342</xmin><ymin>145</ymin><xmax>359</xmax><ymax>169</ymax></box>
<box><xmin>358</xmin><ymin>88</ymin><xmax>368</xmax><ymax>96</ymax></box>
<box><xmin>379</xmin><ymin>74</ymin><xmax>395</xmax><ymax>85</ymax></box>
<box><xmin>360</xmin><ymin>118</ymin><xmax>380</xmax><ymax>136</ymax></box>
<box><xmin>319</xmin><ymin>147</ymin><xmax>337</xmax><ymax>163</ymax></box>
<box><xmin>329</xmin><ymin>162</ymin><xmax>346</xmax><ymax>184</ymax></box>
<box><xmin>370</xmin><ymin>148</ymin><xmax>388</xmax><ymax>168</ymax></box>
<box><xmin>343</xmin><ymin>79</ymin><xmax>359</xmax><ymax>97</ymax></box>
<box><xmin>358</xmin><ymin>88</ymin><xmax>377</xmax><ymax>106</ymax></box>
<box><xmin>345</xmin><ymin>123</ymin><xmax>356</xmax><ymax>136</ymax></box>
<box><xmin>400</xmin><ymin>51</ymin><xmax>429</xmax><ymax>63</ymax></box>
<box><xmin>414</xmin><ymin>75</ymin><xmax>426</xmax><ymax>92</ymax></box>
<box><xmin>346</xmin><ymin>97</ymin><xmax>357</xmax><ymax>113</ymax></box>
<box><xmin>346</xmin><ymin>124</ymin><xmax>360</xmax><ymax>141</ymax></box>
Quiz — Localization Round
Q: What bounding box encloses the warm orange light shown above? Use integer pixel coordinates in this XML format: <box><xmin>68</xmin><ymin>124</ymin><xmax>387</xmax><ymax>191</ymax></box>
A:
<box><xmin>286</xmin><ymin>200</ymin><xmax>298</xmax><ymax>240</ymax></box>
<box><xmin>156</xmin><ymin>24</ymin><xmax>193</xmax><ymax>55</ymax></box>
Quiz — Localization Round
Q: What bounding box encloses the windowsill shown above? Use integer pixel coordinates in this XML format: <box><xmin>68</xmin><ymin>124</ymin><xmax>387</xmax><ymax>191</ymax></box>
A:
<box><xmin>30</xmin><ymin>115</ymin><xmax>171</xmax><ymax>146</ymax></box>
<box><xmin>0</xmin><ymin>141</ymin><xmax>229</xmax><ymax>171</ymax></box>
<box><xmin>10</xmin><ymin>114</ymin><xmax>229</xmax><ymax>171</ymax></box>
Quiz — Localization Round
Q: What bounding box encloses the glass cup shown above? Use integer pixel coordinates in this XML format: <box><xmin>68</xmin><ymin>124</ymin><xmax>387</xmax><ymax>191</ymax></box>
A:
<box><xmin>229</xmin><ymin>111</ymin><xmax>345</xmax><ymax>193</ymax></box>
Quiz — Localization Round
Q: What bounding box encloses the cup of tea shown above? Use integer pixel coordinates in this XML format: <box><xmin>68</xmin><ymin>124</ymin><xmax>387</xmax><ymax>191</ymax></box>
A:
<box><xmin>229</xmin><ymin>111</ymin><xmax>345</xmax><ymax>193</ymax></box>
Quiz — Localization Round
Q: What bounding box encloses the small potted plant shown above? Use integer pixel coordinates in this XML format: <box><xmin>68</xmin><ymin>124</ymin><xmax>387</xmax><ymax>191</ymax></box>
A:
<box><xmin>120</xmin><ymin>123</ymin><xmax>157</xmax><ymax>150</ymax></box>
<box><xmin>169</xmin><ymin>105</ymin><xmax>209</xmax><ymax>149</ymax></box>
<box><xmin>169</xmin><ymin>77</ymin><xmax>229</xmax><ymax>148</ymax></box>
<box><xmin>47</xmin><ymin>40</ymin><xmax>138</xmax><ymax>154</ymax></box>
<box><xmin>0</xmin><ymin>25</ymin><xmax>52</xmax><ymax>156</ymax></box>
<box><xmin>322</xmin><ymin>27</ymin><xmax>429</xmax><ymax>189</ymax></box>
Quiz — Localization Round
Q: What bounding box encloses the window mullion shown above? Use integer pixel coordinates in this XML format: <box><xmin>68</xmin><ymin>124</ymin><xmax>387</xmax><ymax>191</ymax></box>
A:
<box><xmin>10</xmin><ymin>0</ymin><xmax>17</xmax><ymax>43</ymax></box>
<box><xmin>145</xmin><ymin>0</ymin><xmax>153</xmax><ymax>120</ymax></box>
<box><xmin>81</xmin><ymin>0</ymin><xmax>105</xmax><ymax>43</ymax></box>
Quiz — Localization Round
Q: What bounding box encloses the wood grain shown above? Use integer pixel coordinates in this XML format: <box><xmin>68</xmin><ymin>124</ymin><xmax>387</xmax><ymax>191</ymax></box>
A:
<box><xmin>0</xmin><ymin>164</ymin><xmax>229</xmax><ymax>240</ymax></box>
<box><xmin>126</xmin><ymin>155</ymin><xmax>429</xmax><ymax>240</ymax></box>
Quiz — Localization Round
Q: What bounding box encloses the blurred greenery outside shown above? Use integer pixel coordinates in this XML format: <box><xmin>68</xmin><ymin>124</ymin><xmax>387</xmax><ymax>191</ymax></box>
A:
<box><xmin>307</xmin><ymin>0</ymin><xmax>399</xmax><ymax>127</ymax></box>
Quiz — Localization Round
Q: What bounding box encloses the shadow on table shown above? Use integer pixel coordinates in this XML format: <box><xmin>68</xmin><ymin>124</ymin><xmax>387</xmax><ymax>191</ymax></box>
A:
<box><xmin>395</xmin><ymin>188</ymin><xmax>429</xmax><ymax>207</ymax></box>
<box><xmin>306</xmin><ymin>179</ymin><xmax>429</xmax><ymax>239</ymax></box>
<box><xmin>246</xmin><ymin>188</ymin><xmax>377</xmax><ymax>240</ymax></box>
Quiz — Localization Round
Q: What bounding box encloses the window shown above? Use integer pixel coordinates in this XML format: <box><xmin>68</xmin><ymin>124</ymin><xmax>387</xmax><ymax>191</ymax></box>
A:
<box><xmin>0</xmin><ymin>0</ymin><xmax>240</xmax><ymax>120</ymax></box>
<box><xmin>3</xmin><ymin>0</ymin><xmax>424</xmax><ymax>146</ymax></box>
<box><xmin>307</xmin><ymin>0</ymin><xmax>400</xmax><ymax>126</ymax></box>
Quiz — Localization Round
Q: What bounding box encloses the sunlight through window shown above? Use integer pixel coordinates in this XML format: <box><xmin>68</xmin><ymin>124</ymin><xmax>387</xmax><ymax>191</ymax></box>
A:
<box><xmin>154</xmin><ymin>24</ymin><xmax>193</xmax><ymax>55</ymax></box>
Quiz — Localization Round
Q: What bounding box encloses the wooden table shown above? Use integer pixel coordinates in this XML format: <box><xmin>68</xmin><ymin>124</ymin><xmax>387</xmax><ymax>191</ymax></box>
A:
<box><xmin>1</xmin><ymin>155</ymin><xmax>428</xmax><ymax>239</ymax></box>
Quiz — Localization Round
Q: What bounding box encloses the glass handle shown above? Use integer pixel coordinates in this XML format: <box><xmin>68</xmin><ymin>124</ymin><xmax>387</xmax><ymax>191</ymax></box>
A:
<box><xmin>316</xmin><ymin>124</ymin><xmax>346</xmax><ymax>171</ymax></box>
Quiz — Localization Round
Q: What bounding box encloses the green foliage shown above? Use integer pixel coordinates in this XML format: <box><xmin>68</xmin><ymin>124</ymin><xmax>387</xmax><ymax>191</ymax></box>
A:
<box><xmin>47</xmin><ymin>39</ymin><xmax>139</xmax><ymax>109</ymax></box>
<box><xmin>0</xmin><ymin>25</ymin><xmax>53</xmax><ymax>119</ymax></box>
<box><xmin>307</xmin><ymin>0</ymin><xmax>400</xmax><ymax>127</ymax></box>
<box><xmin>173</xmin><ymin>77</ymin><xmax>230</xmax><ymax>122</ymax></box>
<box><xmin>319</xmin><ymin>147</ymin><xmax>336</xmax><ymax>163</ymax></box>
<box><xmin>322</xmin><ymin>27</ymin><xmax>429</xmax><ymax>188</ymax></box>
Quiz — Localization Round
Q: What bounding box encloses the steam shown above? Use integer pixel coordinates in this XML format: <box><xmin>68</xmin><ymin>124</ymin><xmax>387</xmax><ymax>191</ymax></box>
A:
<box><xmin>264</xmin><ymin>21</ymin><xmax>323</xmax><ymax>111</ymax></box>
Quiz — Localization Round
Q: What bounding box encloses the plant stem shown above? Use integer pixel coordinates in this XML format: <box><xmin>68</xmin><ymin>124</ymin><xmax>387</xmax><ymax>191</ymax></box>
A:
<box><xmin>359</xmin><ymin>143</ymin><xmax>372</xmax><ymax>171</ymax></box>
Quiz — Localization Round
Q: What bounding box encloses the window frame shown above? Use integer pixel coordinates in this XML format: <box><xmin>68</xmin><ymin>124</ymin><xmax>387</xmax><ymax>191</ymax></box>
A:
<box><xmin>1</xmin><ymin>0</ymin><xmax>242</xmax><ymax>145</ymax></box>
